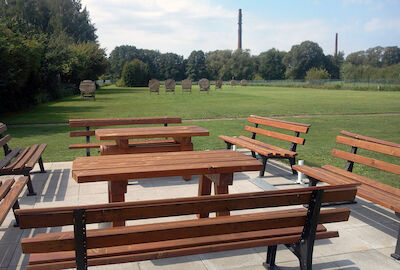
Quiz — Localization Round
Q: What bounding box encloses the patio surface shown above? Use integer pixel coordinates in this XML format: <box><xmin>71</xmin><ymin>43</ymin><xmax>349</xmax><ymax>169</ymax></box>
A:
<box><xmin>0</xmin><ymin>153</ymin><xmax>399</xmax><ymax>270</ymax></box>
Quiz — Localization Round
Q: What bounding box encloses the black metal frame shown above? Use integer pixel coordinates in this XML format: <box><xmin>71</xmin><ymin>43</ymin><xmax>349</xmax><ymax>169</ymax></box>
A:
<box><xmin>391</xmin><ymin>212</ymin><xmax>400</xmax><ymax>260</ymax></box>
<box><xmin>73</xmin><ymin>209</ymin><xmax>88</xmax><ymax>270</ymax></box>
<box><xmin>264</xmin><ymin>189</ymin><xmax>324</xmax><ymax>270</ymax></box>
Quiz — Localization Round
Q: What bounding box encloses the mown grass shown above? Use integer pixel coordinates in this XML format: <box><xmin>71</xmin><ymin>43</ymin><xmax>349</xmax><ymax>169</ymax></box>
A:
<box><xmin>2</xmin><ymin>85</ymin><xmax>400</xmax><ymax>124</ymax></box>
<box><xmin>3</xmin><ymin>115</ymin><xmax>399</xmax><ymax>188</ymax></box>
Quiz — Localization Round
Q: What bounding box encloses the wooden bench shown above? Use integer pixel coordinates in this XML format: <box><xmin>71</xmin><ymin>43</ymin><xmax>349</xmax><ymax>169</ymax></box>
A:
<box><xmin>293</xmin><ymin>130</ymin><xmax>400</xmax><ymax>260</ymax></box>
<box><xmin>69</xmin><ymin>117</ymin><xmax>182</xmax><ymax>156</ymax></box>
<box><xmin>0</xmin><ymin>123</ymin><xmax>46</xmax><ymax>196</ymax></box>
<box><xmin>219</xmin><ymin>115</ymin><xmax>311</xmax><ymax>176</ymax></box>
<box><xmin>0</xmin><ymin>176</ymin><xmax>28</xmax><ymax>226</ymax></box>
<box><xmin>17</xmin><ymin>184</ymin><xmax>357</xmax><ymax>270</ymax></box>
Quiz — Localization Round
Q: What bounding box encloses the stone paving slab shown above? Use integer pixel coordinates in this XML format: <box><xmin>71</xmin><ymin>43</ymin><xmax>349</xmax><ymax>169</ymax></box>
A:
<box><xmin>0</xmin><ymin>157</ymin><xmax>399</xmax><ymax>270</ymax></box>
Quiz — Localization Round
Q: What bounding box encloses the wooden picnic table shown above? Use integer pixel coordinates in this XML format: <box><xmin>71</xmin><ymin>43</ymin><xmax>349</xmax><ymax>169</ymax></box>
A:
<box><xmin>95</xmin><ymin>125</ymin><xmax>209</xmax><ymax>155</ymax></box>
<box><xmin>72</xmin><ymin>150</ymin><xmax>263</xmax><ymax>226</ymax></box>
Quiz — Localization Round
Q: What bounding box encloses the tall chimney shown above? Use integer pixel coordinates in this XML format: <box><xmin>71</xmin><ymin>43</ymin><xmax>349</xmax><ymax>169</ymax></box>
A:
<box><xmin>238</xmin><ymin>9</ymin><xmax>242</xmax><ymax>50</ymax></box>
<box><xmin>334</xmin><ymin>33</ymin><xmax>338</xmax><ymax>57</ymax></box>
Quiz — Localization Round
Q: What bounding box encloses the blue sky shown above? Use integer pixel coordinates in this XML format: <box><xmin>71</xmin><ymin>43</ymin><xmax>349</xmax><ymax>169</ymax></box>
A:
<box><xmin>81</xmin><ymin>0</ymin><xmax>400</xmax><ymax>57</ymax></box>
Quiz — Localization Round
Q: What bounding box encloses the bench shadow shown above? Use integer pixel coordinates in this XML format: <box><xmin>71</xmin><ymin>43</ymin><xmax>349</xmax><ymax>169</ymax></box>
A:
<box><xmin>28</xmin><ymin>168</ymin><xmax>70</xmax><ymax>203</ymax></box>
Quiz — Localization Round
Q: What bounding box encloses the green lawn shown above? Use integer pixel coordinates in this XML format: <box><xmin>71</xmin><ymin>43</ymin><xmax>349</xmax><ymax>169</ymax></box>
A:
<box><xmin>1</xmin><ymin>85</ymin><xmax>399</xmax><ymax>187</ymax></box>
<box><xmin>2</xmin><ymin>85</ymin><xmax>400</xmax><ymax>124</ymax></box>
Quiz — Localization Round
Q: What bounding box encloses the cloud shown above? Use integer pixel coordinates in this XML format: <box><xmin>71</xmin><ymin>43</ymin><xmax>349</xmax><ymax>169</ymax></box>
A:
<box><xmin>364</xmin><ymin>18</ymin><xmax>400</xmax><ymax>32</ymax></box>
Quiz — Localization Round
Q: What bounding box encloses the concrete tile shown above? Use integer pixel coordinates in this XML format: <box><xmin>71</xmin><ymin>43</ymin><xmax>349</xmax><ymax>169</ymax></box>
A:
<box><xmin>0</xmin><ymin>243</ymin><xmax>18</xmax><ymax>268</ymax></box>
<box><xmin>91</xmin><ymin>262</ymin><xmax>140</xmax><ymax>269</ymax></box>
<box><xmin>139</xmin><ymin>255</ymin><xmax>207</xmax><ymax>270</ymax></box>
<box><xmin>200</xmin><ymin>249</ymin><xmax>264</xmax><ymax>270</ymax></box>
<box><xmin>0</xmin><ymin>226</ymin><xmax>22</xmax><ymax>244</ymax></box>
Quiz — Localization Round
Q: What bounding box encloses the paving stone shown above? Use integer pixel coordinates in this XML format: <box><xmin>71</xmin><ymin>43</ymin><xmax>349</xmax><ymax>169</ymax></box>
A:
<box><xmin>200</xmin><ymin>249</ymin><xmax>265</xmax><ymax>269</ymax></box>
<box><xmin>139</xmin><ymin>255</ymin><xmax>207</xmax><ymax>270</ymax></box>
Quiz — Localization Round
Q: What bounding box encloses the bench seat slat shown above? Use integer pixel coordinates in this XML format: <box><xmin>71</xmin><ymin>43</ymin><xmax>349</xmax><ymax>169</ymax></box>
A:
<box><xmin>248</xmin><ymin>115</ymin><xmax>310</xmax><ymax>133</ymax></box>
<box><xmin>0</xmin><ymin>179</ymin><xmax>15</xmax><ymax>201</ymax></box>
<box><xmin>0</xmin><ymin>134</ymin><xmax>11</xmax><ymax>148</ymax></box>
<box><xmin>25</xmin><ymin>144</ymin><xmax>47</xmax><ymax>169</ymax></box>
<box><xmin>238</xmin><ymin>136</ymin><xmax>297</xmax><ymax>156</ymax></box>
<box><xmin>0</xmin><ymin>147</ymin><xmax>21</xmax><ymax>170</ymax></box>
<box><xmin>245</xmin><ymin>126</ymin><xmax>305</xmax><ymax>145</ymax></box>
<box><xmin>336</xmin><ymin>136</ymin><xmax>400</xmax><ymax>157</ymax></box>
<box><xmin>12</xmin><ymin>144</ymin><xmax>39</xmax><ymax>171</ymax></box>
<box><xmin>0</xmin><ymin>177</ymin><xmax>28</xmax><ymax>225</ymax></box>
<box><xmin>28</xmin><ymin>225</ymin><xmax>329</xmax><ymax>267</ymax></box>
<box><xmin>21</xmin><ymin>208</ymin><xmax>349</xmax><ymax>253</ymax></box>
<box><xmin>332</xmin><ymin>149</ymin><xmax>400</xmax><ymax>175</ymax></box>
<box><xmin>3</xmin><ymin>147</ymin><xmax>30</xmax><ymax>171</ymax></box>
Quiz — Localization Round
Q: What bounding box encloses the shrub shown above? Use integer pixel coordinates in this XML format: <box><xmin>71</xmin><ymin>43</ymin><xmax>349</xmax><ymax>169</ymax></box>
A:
<box><xmin>121</xmin><ymin>59</ymin><xmax>150</xmax><ymax>87</ymax></box>
<box><xmin>305</xmin><ymin>68</ymin><xmax>330</xmax><ymax>84</ymax></box>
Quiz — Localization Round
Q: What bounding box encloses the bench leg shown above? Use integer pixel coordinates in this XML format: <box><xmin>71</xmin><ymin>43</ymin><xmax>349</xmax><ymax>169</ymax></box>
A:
<box><xmin>12</xmin><ymin>201</ymin><xmax>20</xmax><ymax>227</ymax></box>
<box><xmin>391</xmin><ymin>212</ymin><xmax>400</xmax><ymax>260</ymax></box>
<box><xmin>225</xmin><ymin>142</ymin><xmax>232</xmax><ymax>150</ymax></box>
<box><xmin>38</xmin><ymin>156</ymin><xmax>46</xmax><ymax>173</ymax></box>
<box><xmin>197</xmin><ymin>175</ymin><xmax>212</xmax><ymax>218</ymax></box>
<box><xmin>289</xmin><ymin>157</ymin><xmax>297</xmax><ymax>175</ymax></box>
<box><xmin>263</xmin><ymin>245</ymin><xmax>280</xmax><ymax>270</ymax></box>
<box><xmin>259</xmin><ymin>156</ymin><xmax>268</xmax><ymax>177</ymax></box>
<box><xmin>25</xmin><ymin>175</ymin><xmax>36</xmax><ymax>196</ymax></box>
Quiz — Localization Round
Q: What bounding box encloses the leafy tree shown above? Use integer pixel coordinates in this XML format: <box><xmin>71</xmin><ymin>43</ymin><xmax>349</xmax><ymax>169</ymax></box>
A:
<box><xmin>258</xmin><ymin>49</ymin><xmax>286</xmax><ymax>80</ymax></box>
<box><xmin>305</xmin><ymin>68</ymin><xmax>330</xmax><ymax>82</ymax></box>
<box><xmin>158</xmin><ymin>53</ymin><xmax>185</xmax><ymax>80</ymax></box>
<box><xmin>121</xmin><ymin>59</ymin><xmax>149</xmax><ymax>87</ymax></box>
<box><xmin>229</xmin><ymin>49</ymin><xmax>255</xmax><ymax>80</ymax></box>
<box><xmin>205</xmin><ymin>50</ymin><xmax>232</xmax><ymax>80</ymax></box>
<box><xmin>185</xmin><ymin>50</ymin><xmax>208</xmax><ymax>80</ymax></box>
<box><xmin>283</xmin><ymin>41</ymin><xmax>326</xmax><ymax>79</ymax></box>
<box><xmin>382</xmin><ymin>46</ymin><xmax>400</xmax><ymax>66</ymax></box>
<box><xmin>324</xmin><ymin>52</ymin><xmax>344</xmax><ymax>79</ymax></box>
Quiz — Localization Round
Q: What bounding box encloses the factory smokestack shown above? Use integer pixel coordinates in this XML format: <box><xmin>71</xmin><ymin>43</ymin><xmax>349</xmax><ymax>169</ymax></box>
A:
<box><xmin>335</xmin><ymin>33</ymin><xmax>338</xmax><ymax>57</ymax></box>
<box><xmin>238</xmin><ymin>9</ymin><xmax>242</xmax><ymax>50</ymax></box>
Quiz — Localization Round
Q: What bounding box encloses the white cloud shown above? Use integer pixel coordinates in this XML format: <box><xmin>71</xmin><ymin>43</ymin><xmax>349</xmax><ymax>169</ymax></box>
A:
<box><xmin>364</xmin><ymin>18</ymin><xmax>400</xmax><ymax>32</ymax></box>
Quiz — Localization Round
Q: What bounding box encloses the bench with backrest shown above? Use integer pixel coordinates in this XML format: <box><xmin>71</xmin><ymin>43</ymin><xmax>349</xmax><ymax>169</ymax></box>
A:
<box><xmin>0</xmin><ymin>176</ymin><xmax>28</xmax><ymax>226</ymax></box>
<box><xmin>293</xmin><ymin>130</ymin><xmax>400</xmax><ymax>260</ymax></box>
<box><xmin>69</xmin><ymin>117</ymin><xmax>182</xmax><ymax>156</ymax></box>
<box><xmin>0</xmin><ymin>123</ymin><xmax>46</xmax><ymax>196</ymax></box>
<box><xmin>219</xmin><ymin>115</ymin><xmax>311</xmax><ymax>176</ymax></box>
<box><xmin>17</xmin><ymin>184</ymin><xmax>357</xmax><ymax>270</ymax></box>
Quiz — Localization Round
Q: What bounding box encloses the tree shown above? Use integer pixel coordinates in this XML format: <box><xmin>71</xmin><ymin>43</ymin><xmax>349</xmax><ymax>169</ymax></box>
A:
<box><xmin>121</xmin><ymin>59</ymin><xmax>149</xmax><ymax>87</ymax></box>
<box><xmin>205</xmin><ymin>50</ymin><xmax>232</xmax><ymax>80</ymax></box>
<box><xmin>257</xmin><ymin>49</ymin><xmax>286</xmax><ymax>80</ymax></box>
<box><xmin>382</xmin><ymin>46</ymin><xmax>400</xmax><ymax>66</ymax></box>
<box><xmin>229</xmin><ymin>49</ymin><xmax>255</xmax><ymax>80</ymax></box>
<box><xmin>283</xmin><ymin>41</ymin><xmax>326</xmax><ymax>79</ymax></box>
<box><xmin>305</xmin><ymin>68</ymin><xmax>330</xmax><ymax>83</ymax></box>
<box><xmin>185</xmin><ymin>50</ymin><xmax>208</xmax><ymax>80</ymax></box>
<box><xmin>158</xmin><ymin>53</ymin><xmax>185</xmax><ymax>80</ymax></box>
<box><xmin>324</xmin><ymin>52</ymin><xmax>344</xmax><ymax>79</ymax></box>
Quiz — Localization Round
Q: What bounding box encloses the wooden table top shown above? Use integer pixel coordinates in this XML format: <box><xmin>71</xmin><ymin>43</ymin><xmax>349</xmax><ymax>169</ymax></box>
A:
<box><xmin>72</xmin><ymin>150</ymin><xmax>263</xmax><ymax>183</ymax></box>
<box><xmin>95</xmin><ymin>125</ymin><xmax>209</xmax><ymax>141</ymax></box>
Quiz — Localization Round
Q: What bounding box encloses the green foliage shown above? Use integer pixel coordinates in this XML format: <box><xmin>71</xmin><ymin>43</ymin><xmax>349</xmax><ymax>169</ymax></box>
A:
<box><xmin>121</xmin><ymin>59</ymin><xmax>150</xmax><ymax>87</ymax></box>
<box><xmin>341</xmin><ymin>63</ymin><xmax>400</xmax><ymax>80</ymax></box>
<box><xmin>205</xmin><ymin>50</ymin><xmax>233</xmax><ymax>80</ymax></box>
<box><xmin>229</xmin><ymin>49</ymin><xmax>255</xmax><ymax>80</ymax></box>
<box><xmin>186</xmin><ymin>50</ymin><xmax>208</xmax><ymax>80</ymax></box>
<box><xmin>305</xmin><ymin>68</ymin><xmax>330</xmax><ymax>84</ymax></box>
<box><xmin>258</xmin><ymin>49</ymin><xmax>286</xmax><ymax>80</ymax></box>
<box><xmin>345</xmin><ymin>46</ymin><xmax>400</xmax><ymax>67</ymax></box>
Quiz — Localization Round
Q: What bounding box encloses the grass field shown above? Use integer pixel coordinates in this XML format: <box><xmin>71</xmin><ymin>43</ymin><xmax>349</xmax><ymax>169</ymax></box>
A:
<box><xmin>1</xmin><ymin>85</ymin><xmax>399</xmax><ymax>187</ymax></box>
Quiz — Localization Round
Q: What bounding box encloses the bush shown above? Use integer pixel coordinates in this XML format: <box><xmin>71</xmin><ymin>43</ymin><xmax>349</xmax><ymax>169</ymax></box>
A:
<box><xmin>305</xmin><ymin>68</ymin><xmax>330</xmax><ymax>84</ymax></box>
<box><xmin>121</xmin><ymin>59</ymin><xmax>150</xmax><ymax>87</ymax></box>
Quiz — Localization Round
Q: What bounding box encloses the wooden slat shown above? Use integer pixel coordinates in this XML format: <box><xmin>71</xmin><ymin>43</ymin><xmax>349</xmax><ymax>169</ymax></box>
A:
<box><xmin>28</xmin><ymin>225</ymin><xmax>329</xmax><ymax>266</ymax></box>
<box><xmin>69</xmin><ymin>130</ymin><xmax>95</xmax><ymax>137</ymax></box>
<box><xmin>0</xmin><ymin>134</ymin><xmax>11</xmax><ymax>148</ymax></box>
<box><xmin>16</xmin><ymin>184</ymin><xmax>357</xmax><ymax>229</ymax></box>
<box><xmin>293</xmin><ymin>165</ymin><xmax>358</xmax><ymax>186</ymax></box>
<box><xmin>25</xmin><ymin>144</ymin><xmax>47</xmax><ymax>169</ymax></box>
<box><xmin>322</xmin><ymin>165</ymin><xmax>400</xmax><ymax>196</ymax></box>
<box><xmin>0</xmin><ymin>147</ymin><xmax>21</xmax><ymax>170</ymax></box>
<box><xmin>21</xmin><ymin>208</ymin><xmax>349</xmax><ymax>253</ymax></box>
<box><xmin>0</xmin><ymin>123</ymin><xmax>6</xmax><ymax>134</ymax></box>
<box><xmin>336</xmin><ymin>136</ymin><xmax>400</xmax><ymax>157</ymax></box>
<box><xmin>12</xmin><ymin>145</ymin><xmax>39</xmax><ymax>171</ymax></box>
<box><xmin>26</xmin><ymin>231</ymin><xmax>337</xmax><ymax>270</ymax></box>
<box><xmin>219</xmin><ymin>135</ymin><xmax>279</xmax><ymax>157</ymax></box>
<box><xmin>248</xmin><ymin>115</ymin><xmax>310</xmax><ymax>133</ymax></box>
<box><xmin>95</xmin><ymin>126</ymin><xmax>209</xmax><ymax>141</ymax></box>
<box><xmin>3</xmin><ymin>147</ymin><xmax>30</xmax><ymax>171</ymax></box>
<box><xmin>0</xmin><ymin>176</ymin><xmax>28</xmax><ymax>225</ymax></box>
<box><xmin>69</xmin><ymin>139</ymin><xmax>177</xmax><ymax>149</ymax></box>
<box><xmin>245</xmin><ymin>126</ymin><xmax>305</xmax><ymax>145</ymax></box>
<box><xmin>332</xmin><ymin>149</ymin><xmax>400</xmax><ymax>174</ymax></box>
<box><xmin>0</xmin><ymin>178</ymin><xmax>15</xmax><ymax>201</ymax></box>
<box><xmin>238</xmin><ymin>136</ymin><xmax>296</xmax><ymax>156</ymax></box>
<box><xmin>69</xmin><ymin>117</ymin><xmax>182</xmax><ymax>128</ymax></box>
<box><xmin>340</xmin><ymin>131</ymin><xmax>400</xmax><ymax>148</ymax></box>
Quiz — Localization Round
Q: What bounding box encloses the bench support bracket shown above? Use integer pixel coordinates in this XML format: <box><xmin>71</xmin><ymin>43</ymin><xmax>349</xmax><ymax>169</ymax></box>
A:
<box><xmin>86</xmin><ymin>127</ymin><xmax>91</xmax><ymax>157</ymax></box>
<box><xmin>285</xmin><ymin>189</ymin><xmax>324</xmax><ymax>270</ymax></box>
<box><xmin>74</xmin><ymin>209</ymin><xmax>88</xmax><ymax>270</ymax></box>
<box><xmin>12</xmin><ymin>200</ymin><xmax>20</xmax><ymax>227</ymax></box>
<box><xmin>391</xmin><ymin>212</ymin><xmax>400</xmax><ymax>260</ymax></box>
<box><xmin>25</xmin><ymin>174</ymin><xmax>36</xmax><ymax>196</ymax></box>
<box><xmin>344</xmin><ymin>146</ymin><xmax>358</xmax><ymax>172</ymax></box>
<box><xmin>263</xmin><ymin>245</ymin><xmax>280</xmax><ymax>270</ymax></box>
<box><xmin>259</xmin><ymin>155</ymin><xmax>268</xmax><ymax>177</ymax></box>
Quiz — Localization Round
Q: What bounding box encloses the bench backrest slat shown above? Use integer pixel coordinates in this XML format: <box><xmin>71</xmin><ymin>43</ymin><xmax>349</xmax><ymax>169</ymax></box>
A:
<box><xmin>248</xmin><ymin>116</ymin><xmax>310</xmax><ymax>133</ymax></box>
<box><xmin>332</xmin><ymin>149</ymin><xmax>400</xmax><ymax>175</ymax></box>
<box><xmin>340</xmin><ymin>130</ymin><xmax>400</xmax><ymax>148</ymax></box>
<box><xmin>69</xmin><ymin>117</ymin><xmax>182</xmax><ymax>128</ymax></box>
<box><xmin>0</xmin><ymin>123</ymin><xmax>6</xmax><ymax>134</ymax></box>
<box><xmin>0</xmin><ymin>134</ymin><xmax>11</xmax><ymax>148</ymax></box>
<box><xmin>336</xmin><ymin>136</ymin><xmax>400</xmax><ymax>157</ymax></box>
<box><xmin>21</xmin><ymin>207</ymin><xmax>350</xmax><ymax>254</ymax></box>
<box><xmin>70</xmin><ymin>130</ymin><xmax>95</xmax><ymax>137</ymax></box>
<box><xmin>245</xmin><ymin>126</ymin><xmax>305</xmax><ymax>145</ymax></box>
<box><xmin>16</xmin><ymin>184</ymin><xmax>357</xmax><ymax>229</ymax></box>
